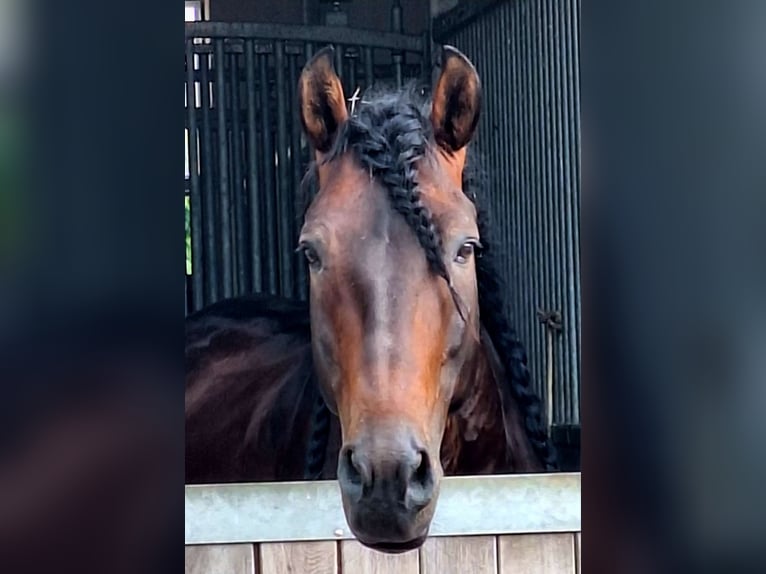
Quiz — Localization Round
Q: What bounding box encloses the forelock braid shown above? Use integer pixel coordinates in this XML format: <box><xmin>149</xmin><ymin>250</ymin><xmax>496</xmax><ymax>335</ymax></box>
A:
<box><xmin>338</xmin><ymin>93</ymin><xmax>451</xmax><ymax>285</ymax></box>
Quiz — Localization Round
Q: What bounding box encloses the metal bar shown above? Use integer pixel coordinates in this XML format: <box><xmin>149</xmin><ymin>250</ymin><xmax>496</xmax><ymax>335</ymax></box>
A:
<box><xmin>507</xmin><ymin>2</ymin><xmax>519</xmax><ymax>325</ymax></box>
<box><xmin>185</xmin><ymin>473</ymin><xmax>581</xmax><ymax>545</ymax></box>
<box><xmin>391</xmin><ymin>0</ymin><xmax>403</xmax><ymax>90</ymax></box>
<box><xmin>560</xmin><ymin>0</ymin><xmax>575</xmax><ymax>424</ymax></box>
<box><xmin>289</xmin><ymin>52</ymin><xmax>308</xmax><ymax>301</ymax></box>
<box><xmin>214</xmin><ymin>39</ymin><xmax>234</xmax><ymax>299</ymax></box>
<box><xmin>185</xmin><ymin>22</ymin><xmax>424</xmax><ymax>53</ymax></box>
<box><xmin>333</xmin><ymin>44</ymin><xmax>343</xmax><ymax>83</ymax></box>
<box><xmin>393</xmin><ymin>52</ymin><xmax>403</xmax><ymax>88</ymax></box>
<box><xmin>364</xmin><ymin>47</ymin><xmax>374</xmax><ymax>90</ymax></box>
<box><xmin>198</xmin><ymin>52</ymin><xmax>218</xmax><ymax>303</ymax></box>
<box><xmin>347</xmin><ymin>49</ymin><xmax>357</xmax><ymax>96</ymax></box>
<box><xmin>518</xmin><ymin>0</ymin><xmax>534</xmax><ymax>385</ymax></box>
<box><xmin>229</xmin><ymin>51</ymin><xmax>247</xmax><ymax>296</ymax></box>
<box><xmin>567</xmin><ymin>0</ymin><xmax>582</xmax><ymax>423</ymax></box>
<box><xmin>546</xmin><ymin>0</ymin><xmax>566</xmax><ymax>424</ymax></box>
<box><xmin>185</xmin><ymin>41</ymin><xmax>204</xmax><ymax>311</ymax></box>
<box><xmin>259</xmin><ymin>49</ymin><xmax>278</xmax><ymax>295</ymax></box>
<box><xmin>274</xmin><ymin>41</ymin><xmax>294</xmax><ymax>298</ymax></box>
<box><xmin>501</xmin><ymin>6</ymin><xmax>511</xmax><ymax>287</ymax></box>
<box><xmin>535</xmin><ymin>0</ymin><xmax>551</xmax><ymax>415</ymax></box>
<box><xmin>245</xmin><ymin>39</ymin><xmax>262</xmax><ymax>293</ymax></box>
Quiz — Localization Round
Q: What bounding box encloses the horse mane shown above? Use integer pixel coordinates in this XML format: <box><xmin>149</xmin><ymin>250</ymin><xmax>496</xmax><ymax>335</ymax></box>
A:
<box><xmin>301</xmin><ymin>84</ymin><xmax>558</xmax><ymax>471</ymax></box>
<box><xmin>185</xmin><ymin>295</ymin><xmax>320</xmax><ymax>482</ymax></box>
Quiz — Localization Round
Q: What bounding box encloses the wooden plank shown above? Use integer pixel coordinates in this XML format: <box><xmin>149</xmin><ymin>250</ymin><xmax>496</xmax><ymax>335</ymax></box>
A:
<box><xmin>498</xmin><ymin>533</ymin><xmax>575</xmax><ymax>574</ymax></box>
<box><xmin>419</xmin><ymin>536</ymin><xmax>497</xmax><ymax>574</ymax></box>
<box><xmin>259</xmin><ymin>541</ymin><xmax>337</xmax><ymax>574</ymax></box>
<box><xmin>575</xmin><ymin>533</ymin><xmax>581</xmax><ymax>574</ymax></box>
<box><xmin>185</xmin><ymin>544</ymin><xmax>256</xmax><ymax>574</ymax></box>
<box><xmin>339</xmin><ymin>540</ymin><xmax>419</xmax><ymax>574</ymax></box>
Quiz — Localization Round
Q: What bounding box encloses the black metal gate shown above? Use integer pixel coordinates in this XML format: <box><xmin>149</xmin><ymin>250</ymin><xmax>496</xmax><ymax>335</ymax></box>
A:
<box><xmin>184</xmin><ymin>22</ymin><xmax>429</xmax><ymax>311</ymax></box>
<box><xmin>433</xmin><ymin>0</ymin><xmax>581</xmax><ymax>429</ymax></box>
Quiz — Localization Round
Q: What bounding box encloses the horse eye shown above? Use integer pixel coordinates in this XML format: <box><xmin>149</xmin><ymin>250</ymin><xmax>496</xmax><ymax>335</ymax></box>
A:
<box><xmin>455</xmin><ymin>242</ymin><xmax>476</xmax><ymax>264</ymax></box>
<box><xmin>301</xmin><ymin>245</ymin><xmax>322</xmax><ymax>269</ymax></box>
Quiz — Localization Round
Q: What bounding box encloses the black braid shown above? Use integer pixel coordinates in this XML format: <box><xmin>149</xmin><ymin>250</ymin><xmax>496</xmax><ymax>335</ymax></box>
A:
<box><xmin>474</xmin><ymin>213</ymin><xmax>559</xmax><ymax>471</ymax></box>
<box><xmin>333</xmin><ymin>93</ymin><xmax>451</xmax><ymax>284</ymax></box>
<box><xmin>303</xmin><ymin>392</ymin><xmax>331</xmax><ymax>480</ymax></box>
<box><xmin>462</xmin><ymin>150</ymin><xmax>558</xmax><ymax>470</ymax></box>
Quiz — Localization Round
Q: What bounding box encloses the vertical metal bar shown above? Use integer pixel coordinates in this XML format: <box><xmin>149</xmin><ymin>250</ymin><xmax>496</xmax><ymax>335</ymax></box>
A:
<box><xmin>533</xmin><ymin>0</ymin><xmax>546</xmax><ymax>397</ymax></box>
<box><xmin>515</xmin><ymin>0</ymin><xmax>530</xmax><ymax>383</ymax></box>
<box><xmin>274</xmin><ymin>41</ymin><xmax>294</xmax><ymax>298</ymax></box>
<box><xmin>545</xmin><ymin>0</ymin><xmax>564</xmax><ymax>424</ymax></box>
<box><xmin>229</xmin><ymin>51</ymin><xmax>247</xmax><ymax>296</ymax></box>
<box><xmin>562</xmin><ymin>0</ymin><xmax>579</xmax><ymax>424</ymax></box>
<box><xmin>557</xmin><ymin>0</ymin><xmax>569</xmax><ymax>423</ymax></box>
<box><xmin>510</xmin><ymin>2</ymin><xmax>523</xmax><ymax>329</ymax></box>
<box><xmin>334</xmin><ymin>44</ymin><xmax>343</xmax><ymax>83</ymax></box>
<box><xmin>347</xmin><ymin>49</ymin><xmax>357</xmax><ymax>95</ymax></box>
<box><xmin>245</xmin><ymin>39</ymin><xmax>262</xmax><ymax>293</ymax></box>
<box><xmin>364</xmin><ymin>47</ymin><xmax>373</xmax><ymax>90</ymax></box>
<box><xmin>500</xmin><ymin>6</ymin><xmax>510</xmax><ymax>289</ymax></box>
<box><xmin>492</xmin><ymin>16</ymin><xmax>505</xmax><ymax>291</ymax></box>
<box><xmin>557</xmin><ymin>0</ymin><xmax>568</xmax><ymax>423</ymax></box>
<box><xmin>391</xmin><ymin>0</ymin><xmax>403</xmax><ymax>89</ymax></box>
<box><xmin>530</xmin><ymin>1</ymin><xmax>550</xmax><ymax>400</ymax></box>
<box><xmin>185</xmin><ymin>41</ymin><xmax>204</xmax><ymax>311</ymax></box>
<box><xmin>531</xmin><ymin>1</ymin><xmax>551</xmax><ymax>418</ymax></box>
<box><xmin>214</xmin><ymin>39</ymin><xmax>234</xmax><ymax>298</ymax></box>
<box><xmin>544</xmin><ymin>0</ymin><xmax>560</xmax><ymax>424</ymax></box>
<box><xmin>567</xmin><ymin>0</ymin><xmax>582</xmax><ymax>423</ymax></box>
<box><xmin>524</xmin><ymin>0</ymin><xmax>540</xmax><ymax>394</ymax></box>
<box><xmin>488</xmin><ymin>8</ymin><xmax>499</xmax><ymax>285</ymax></box>
<box><xmin>199</xmin><ymin>51</ymin><xmax>218</xmax><ymax>303</ymax></box>
<box><xmin>289</xmin><ymin>50</ymin><xmax>309</xmax><ymax>301</ymax></box>
<box><xmin>259</xmin><ymin>47</ymin><xmax>278</xmax><ymax>294</ymax></box>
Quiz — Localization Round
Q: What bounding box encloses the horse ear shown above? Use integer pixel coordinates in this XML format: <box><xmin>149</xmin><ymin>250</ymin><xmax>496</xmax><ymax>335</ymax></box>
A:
<box><xmin>298</xmin><ymin>46</ymin><xmax>348</xmax><ymax>153</ymax></box>
<box><xmin>430</xmin><ymin>45</ymin><xmax>482</xmax><ymax>153</ymax></box>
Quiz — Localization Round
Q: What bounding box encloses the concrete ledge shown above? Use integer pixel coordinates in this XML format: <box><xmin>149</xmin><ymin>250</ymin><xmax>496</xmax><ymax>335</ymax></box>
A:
<box><xmin>185</xmin><ymin>472</ymin><xmax>581</xmax><ymax>544</ymax></box>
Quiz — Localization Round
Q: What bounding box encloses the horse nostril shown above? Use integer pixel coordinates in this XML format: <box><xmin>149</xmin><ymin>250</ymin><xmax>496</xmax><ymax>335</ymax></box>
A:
<box><xmin>412</xmin><ymin>450</ymin><xmax>432</xmax><ymax>488</ymax></box>
<box><xmin>413</xmin><ymin>450</ymin><xmax>431</xmax><ymax>487</ymax></box>
<box><xmin>406</xmin><ymin>449</ymin><xmax>434</xmax><ymax>510</ymax></box>
<box><xmin>340</xmin><ymin>446</ymin><xmax>372</xmax><ymax>499</ymax></box>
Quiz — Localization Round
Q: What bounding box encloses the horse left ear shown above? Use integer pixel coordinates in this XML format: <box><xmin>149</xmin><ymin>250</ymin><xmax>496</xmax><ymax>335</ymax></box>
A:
<box><xmin>298</xmin><ymin>46</ymin><xmax>348</xmax><ymax>153</ymax></box>
<box><xmin>430</xmin><ymin>45</ymin><xmax>482</xmax><ymax>153</ymax></box>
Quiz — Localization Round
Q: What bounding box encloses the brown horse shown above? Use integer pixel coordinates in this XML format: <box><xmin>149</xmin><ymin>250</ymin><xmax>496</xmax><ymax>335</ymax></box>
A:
<box><xmin>185</xmin><ymin>45</ymin><xmax>557</xmax><ymax>553</ymax></box>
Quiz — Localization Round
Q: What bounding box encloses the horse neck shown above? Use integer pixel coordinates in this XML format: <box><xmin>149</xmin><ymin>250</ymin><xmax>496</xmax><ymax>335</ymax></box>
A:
<box><xmin>440</xmin><ymin>326</ymin><xmax>545</xmax><ymax>475</ymax></box>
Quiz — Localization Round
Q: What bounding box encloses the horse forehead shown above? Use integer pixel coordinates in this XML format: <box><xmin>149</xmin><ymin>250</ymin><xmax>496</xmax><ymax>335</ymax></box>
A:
<box><xmin>418</xmin><ymin>163</ymin><xmax>477</xmax><ymax>232</ymax></box>
<box><xmin>310</xmin><ymin>152</ymin><xmax>475</xmax><ymax>238</ymax></box>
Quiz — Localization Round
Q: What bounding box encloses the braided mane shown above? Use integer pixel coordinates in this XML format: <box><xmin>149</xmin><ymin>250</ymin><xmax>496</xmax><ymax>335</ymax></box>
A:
<box><xmin>302</xmin><ymin>85</ymin><xmax>558</xmax><ymax>475</ymax></box>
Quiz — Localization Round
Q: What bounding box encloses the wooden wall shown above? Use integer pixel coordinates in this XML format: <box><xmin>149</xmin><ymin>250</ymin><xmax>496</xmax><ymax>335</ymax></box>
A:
<box><xmin>185</xmin><ymin>475</ymin><xmax>581</xmax><ymax>574</ymax></box>
<box><xmin>186</xmin><ymin>533</ymin><xmax>581</xmax><ymax>574</ymax></box>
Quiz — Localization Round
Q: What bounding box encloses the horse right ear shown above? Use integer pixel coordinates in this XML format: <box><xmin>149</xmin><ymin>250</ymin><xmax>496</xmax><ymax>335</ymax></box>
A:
<box><xmin>298</xmin><ymin>46</ymin><xmax>348</xmax><ymax>153</ymax></box>
<box><xmin>430</xmin><ymin>45</ymin><xmax>482</xmax><ymax>154</ymax></box>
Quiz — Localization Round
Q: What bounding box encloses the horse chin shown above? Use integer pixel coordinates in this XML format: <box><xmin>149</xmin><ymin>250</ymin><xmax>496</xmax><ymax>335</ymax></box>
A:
<box><xmin>362</xmin><ymin>534</ymin><xmax>428</xmax><ymax>554</ymax></box>
<box><xmin>342</xmin><ymin>498</ymin><xmax>437</xmax><ymax>555</ymax></box>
